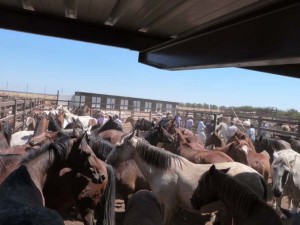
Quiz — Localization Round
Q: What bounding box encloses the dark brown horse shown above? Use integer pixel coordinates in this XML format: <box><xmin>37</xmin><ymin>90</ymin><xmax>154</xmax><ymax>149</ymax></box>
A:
<box><xmin>43</xmin><ymin>133</ymin><xmax>116</xmax><ymax>225</ymax></box>
<box><xmin>136</xmin><ymin>118</ymin><xmax>155</xmax><ymax>131</ymax></box>
<box><xmin>124</xmin><ymin>190</ymin><xmax>163</xmax><ymax>225</ymax></box>
<box><xmin>190</xmin><ymin>165</ymin><xmax>281</xmax><ymax>225</ymax></box>
<box><xmin>205</xmin><ymin>132</ymin><xmax>226</xmax><ymax>148</ymax></box>
<box><xmin>0</xmin><ymin>135</ymin><xmax>70</xmax><ymax>225</ymax></box>
<box><xmin>0</xmin><ymin>133</ymin><xmax>115</xmax><ymax>225</ymax></box>
<box><xmin>254</xmin><ymin>135</ymin><xmax>291</xmax><ymax>162</ymax></box>
<box><xmin>87</xmin><ymin>133</ymin><xmax>150</xmax><ymax>207</ymax></box>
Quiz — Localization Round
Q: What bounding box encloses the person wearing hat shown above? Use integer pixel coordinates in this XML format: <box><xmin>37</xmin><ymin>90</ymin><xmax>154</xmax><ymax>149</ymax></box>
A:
<box><xmin>227</xmin><ymin>121</ymin><xmax>238</xmax><ymax>139</ymax></box>
<box><xmin>97</xmin><ymin>112</ymin><xmax>108</xmax><ymax>126</ymax></box>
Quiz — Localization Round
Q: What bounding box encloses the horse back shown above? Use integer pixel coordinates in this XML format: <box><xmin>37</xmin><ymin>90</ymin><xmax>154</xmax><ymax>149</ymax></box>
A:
<box><xmin>124</xmin><ymin>190</ymin><xmax>163</xmax><ymax>225</ymax></box>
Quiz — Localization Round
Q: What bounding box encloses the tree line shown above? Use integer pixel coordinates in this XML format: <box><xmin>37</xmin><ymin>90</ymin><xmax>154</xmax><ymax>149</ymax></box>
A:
<box><xmin>178</xmin><ymin>103</ymin><xmax>300</xmax><ymax>119</ymax></box>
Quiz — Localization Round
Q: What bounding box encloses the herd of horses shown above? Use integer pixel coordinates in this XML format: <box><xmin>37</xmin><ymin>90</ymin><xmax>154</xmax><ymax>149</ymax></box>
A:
<box><xmin>0</xmin><ymin>107</ymin><xmax>300</xmax><ymax>225</ymax></box>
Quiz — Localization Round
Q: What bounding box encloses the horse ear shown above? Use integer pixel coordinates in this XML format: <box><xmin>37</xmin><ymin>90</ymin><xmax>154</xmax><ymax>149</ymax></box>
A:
<box><xmin>273</xmin><ymin>151</ymin><xmax>279</xmax><ymax>160</ymax></box>
<box><xmin>209</xmin><ymin>164</ymin><xmax>216</xmax><ymax>173</ymax></box>
<box><xmin>234</xmin><ymin>136</ymin><xmax>239</xmax><ymax>142</ymax></box>
<box><xmin>240</xmin><ymin>134</ymin><xmax>246</xmax><ymax>140</ymax></box>
<box><xmin>220</xmin><ymin>167</ymin><xmax>230</xmax><ymax>174</ymax></box>
<box><xmin>259</xmin><ymin>135</ymin><xmax>263</xmax><ymax>142</ymax></box>
<box><xmin>59</xmin><ymin>167</ymin><xmax>73</xmax><ymax>177</ymax></box>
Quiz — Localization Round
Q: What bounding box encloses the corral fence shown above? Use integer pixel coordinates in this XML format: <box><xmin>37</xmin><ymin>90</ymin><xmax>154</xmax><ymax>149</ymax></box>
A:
<box><xmin>0</xmin><ymin>98</ymin><xmax>45</xmax><ymax>132</ymax></box>
<box><xmin>1</xmin><ymin>97</ymin><xmax>300</xmax><ymax>139</ymax></box>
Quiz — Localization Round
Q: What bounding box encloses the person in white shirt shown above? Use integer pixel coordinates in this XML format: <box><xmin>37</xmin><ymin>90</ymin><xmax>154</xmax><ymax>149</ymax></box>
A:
<box><xmin>227</xmin><ymin>121</ymin><xmax>238</xmax><ymax>139</ymax></box>
<box><xmin>175</xmin><ymin>113</ymin><xmax>181</xmax><ymax>128</ymax></box>
<box><xmin>247</xmin><ymin>124</ymin><xmax>256</xmax><ymax>142</ymax></box>
<box><xmin>113</xmin><ymin>114</ymin><xmax>123</xmax><ymax>128</ymax></box>
<box><xmin>186</xmin><ymin>116</ymin><xmax>194</xmax><ymax>131</ymax></box>
<box><xmin>197</xmin><ymin>118</ymin><xmax>206</xmax><ymax>143</ymax></box>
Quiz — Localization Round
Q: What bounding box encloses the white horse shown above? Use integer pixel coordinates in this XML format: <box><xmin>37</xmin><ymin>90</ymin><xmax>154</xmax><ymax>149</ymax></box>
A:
<box><xmin>11</xmin><ymin>130</ymin><xmax>34</xmax><ymax>146</ymax></box>
<box><xmin>106</xmin><ymin>132</ymin><xmax>267</xmax><ymax>225</ymax></box>
<box><xmin>272</xmin><ymin>149</ymin><xmax>300</xmax><ymax>213</ymax></box>
<box><xmin>57</xmin><ymin>106</ymin><xmax>97</xmax><ymax>130</ymax></box>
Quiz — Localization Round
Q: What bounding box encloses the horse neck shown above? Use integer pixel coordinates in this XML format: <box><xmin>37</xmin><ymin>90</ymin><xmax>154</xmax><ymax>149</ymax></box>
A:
<box><xmin>34</xmin><ymin>118</ymin><xmax>49</xmax><ymax>136</ymax></box>
<box><xmin>214</xmin><ymin>143</ymin><xmax>231</xmax><ymax>154</ymax></box>
<box><xmin>178</xmin><ymin>145</ymin><xmax>199</xmax><ymax>159</ymax></box>
<box><xmin>144</xmin><ymin>130</ymin><xmax>158</xmax><ymax>146</ymax></box>
<box><xmin>209</xmin><ymin>171</ymin><xmax>259</xmax><ymax>222</ymax></box>
<box><xmin>25</xmin><ymin>150</ymin><xmax>57</xmax><ymax>198</ymax></box>
<box><xmin>129</xmin><ymin>118</ymin><xmax>136</xmax><ymax>128</ymax></box>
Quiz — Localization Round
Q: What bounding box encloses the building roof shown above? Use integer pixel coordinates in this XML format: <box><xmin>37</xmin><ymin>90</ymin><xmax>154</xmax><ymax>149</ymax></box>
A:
<box><xmin>0</xmin><ymin>0</ymin><xmax>299</xmax><ymax>78</ymax></box>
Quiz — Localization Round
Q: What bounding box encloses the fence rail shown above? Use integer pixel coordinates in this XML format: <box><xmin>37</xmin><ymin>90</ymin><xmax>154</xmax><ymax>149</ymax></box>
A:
<box><xmin>0</xmin><ymin>99</ymin><xmax>45</xmax><ymax>132</ymax></box>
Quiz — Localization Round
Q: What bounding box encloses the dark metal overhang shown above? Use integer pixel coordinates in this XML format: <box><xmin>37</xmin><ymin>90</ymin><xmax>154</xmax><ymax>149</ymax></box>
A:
<box><xmin>0</xmin><ymin>0</ymin><xmax>299</xmax><ymax>78</ymax></box>
<box><xmin>139</xmin><ymin>1</ymin><xmax>300</xmax><ymax>78</ymax></box>
<box><xmin>0</xmin><ymin>6</ymin><xmax>167</xmax><ymax>51</ymax></box>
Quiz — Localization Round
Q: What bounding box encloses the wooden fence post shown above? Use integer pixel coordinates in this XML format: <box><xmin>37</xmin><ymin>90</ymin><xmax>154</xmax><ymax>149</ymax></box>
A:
<box><xmin>22</xmin><ymin>99</ymin><xmax>26</xmax><ymax>131</ymax></box>
<box><xmin>257</xmin><ymin>116</ymin><xmax>262</xmax><ymax>137</ymax></box>
<box><xmin>56</xmin><ymin>90</ymin><xmax>59</xmax><ymax>106</ymax></box>
<box><xmin>12</xmin><ymin>99</ymin><xmax>17</xmax><ymax>132</ymax></box>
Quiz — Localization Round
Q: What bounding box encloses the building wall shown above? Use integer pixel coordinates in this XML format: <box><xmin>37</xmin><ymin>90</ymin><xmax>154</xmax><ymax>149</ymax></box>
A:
<box><xmin>75</xmin><ymin>91</ymin><xmax>178</xmax><ymax>113</ymax></box>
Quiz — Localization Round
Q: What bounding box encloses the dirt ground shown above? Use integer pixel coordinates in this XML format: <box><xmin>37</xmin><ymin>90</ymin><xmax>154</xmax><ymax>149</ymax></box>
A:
<box><xmin>64</xmin><ymin>180</ymin><xmax>291</xmax><ymax>225</ymax></box>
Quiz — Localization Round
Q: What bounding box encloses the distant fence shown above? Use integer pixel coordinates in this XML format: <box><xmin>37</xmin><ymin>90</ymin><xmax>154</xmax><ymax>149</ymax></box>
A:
<box><xmin>1</xmin><ymin>97</ymin><xmax>300</xmax><ymax>138</ymax></box>
<box><xmin>0</xmin><ymin>99</ymin><xmax>45</xmax><ymax>132</ymax></box>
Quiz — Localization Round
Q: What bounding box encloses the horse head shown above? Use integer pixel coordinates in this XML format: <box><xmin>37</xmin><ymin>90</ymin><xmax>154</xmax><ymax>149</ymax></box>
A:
<box><xmin>190</xmin><ymin>165</ymin><xmax>230</xmax><ymax>210</ymax></box>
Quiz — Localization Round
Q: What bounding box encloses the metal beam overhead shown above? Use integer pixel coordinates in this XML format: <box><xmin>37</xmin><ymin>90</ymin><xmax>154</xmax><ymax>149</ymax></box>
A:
<box><xmin>0</xmin><ymin>6</ymin><xmax>167</xmax><ymax>51</ymax></box>
<box><xmin>139</xmin><ymin>1</ymin><xmax>300</xmax><ymax>78</ymax></box>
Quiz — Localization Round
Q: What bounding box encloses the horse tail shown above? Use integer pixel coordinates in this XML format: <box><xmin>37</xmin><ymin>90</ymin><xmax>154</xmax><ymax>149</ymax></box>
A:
<box><xmin>259</xmin><ymin>173</ymin><xmax>268</xmax><ymax>201</ymax></box>
<box><xmin>103</xmin><ymin>164</ymin><xmax>116</xmax><ymax>225</ymax></box>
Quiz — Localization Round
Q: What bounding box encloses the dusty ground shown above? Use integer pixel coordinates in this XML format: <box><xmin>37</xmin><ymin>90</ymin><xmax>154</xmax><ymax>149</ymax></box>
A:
<box><xmin>64</xmin><ymin>180</ymin><xmax>291</xmax><ymax>225</ymax></box>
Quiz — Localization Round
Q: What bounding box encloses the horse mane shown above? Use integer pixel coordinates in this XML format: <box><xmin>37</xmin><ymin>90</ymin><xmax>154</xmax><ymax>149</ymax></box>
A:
<box><xmin>263</xmin><ymin>137</ymin><xmax>287</xmax><ymax>151</ymax></box>
<box><xmin>88</xmin><ymin>134</ymin><xmax>114</xmax><ymax>160</ymax></box>
<box><xmin>33</xmin><ymin>114</ymin><xmax>47</xmax><ymax>134</ymax></box>
<box><xmin>206</xmin><ymin>168</ymin><xmax>266</xmax><ymax>221</ymax></box>
<box><xmin>21</xmin><ymin>133</ymin><xmax>70</xmax><ymax>164</ymax></box>
<box><xmin>135</xmin><ymin>137</ymin><xmax>182</xmax><ymax>170</ymax></box>
<box><xmin>94</xmin><ymin>117</ymin><xmax>123</xmax><ymax>133</ymax></box>
<box><xmin>48</xmin><ymin>114</ymin><xmax>61</xmax><ymax>132</ymax></box>
<box><xmin>143</xmin><ymin>127</ymin><xmax>158</xmax><ymax>144</ymax></box>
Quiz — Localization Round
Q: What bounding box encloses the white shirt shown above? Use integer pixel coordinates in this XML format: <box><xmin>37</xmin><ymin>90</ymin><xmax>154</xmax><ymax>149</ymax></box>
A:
<box><xmin>227</xmin><ymin>125</ymin><xmax>238</xmax><ymax>138</ymax></box>
<box><xmin>186</xmin><ymin>119</ymin><xmax>194</xmax><ymax>130</ymax></box>
<box><xmin>197</xmin><ymin>121</ymin><xmax>205</xmax><ymax>132</ymax></box>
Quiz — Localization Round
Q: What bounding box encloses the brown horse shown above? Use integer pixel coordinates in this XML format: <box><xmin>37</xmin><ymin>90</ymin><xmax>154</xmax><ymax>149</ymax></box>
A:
<box><xmin>190</xmin><ymin>165</ymin><xmax>281</xmax><ymax>225</ymax></box>
<box><xmin>124</xmin><ymin>190</ymin><xmax>163</xmax><ymax>225</ymax></box>
<box><xmin>205</xmin><ymin>132</ymin><xmax>226</xmax><ymax>148</ymax></box>
<box><xmin>125</xmin><ymin>116</ymin><xmax>136</xmax><ymax>131</ymax></box>
<box><xmin>214</xmin><ymin>139</ymin><xmax>270</xmax><ymax>181</ymax></box>
<box><xmin>161</xmin><ymin>131</ymin><xmax>234</xmax><ymax>164</ymax></box>
<box><xmin>0</xmin><ymin>120</ymin><xmax>12</xmax><ymax>150</ymax></box>
<box><xmin>87</xmin><ymin>133</ymin><xmax>150</xmax><ymax>207</ymax></box>
<box><xmin>0</xmin><ymin>135</ymin><xmax>70</xmax><ymax>224</ymax></box>
<box><xmin>43</xmin><ymin>133</ymin><xmax>116</xmax><ymax>225</ymax></box>
<box><xmin>227</xmin><ymin>130</ymin><xmax>256</xmax><ymax>151</ymax></box>
<box><xmin>0</xmin><ymin>133</ymin><xmax>115</xmax><ymax>225</ymax></box>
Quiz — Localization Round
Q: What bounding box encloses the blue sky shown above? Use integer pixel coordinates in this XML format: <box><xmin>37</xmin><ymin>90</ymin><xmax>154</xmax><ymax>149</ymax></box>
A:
<box><xmin>1</xmin><ymin>29</ymin><xmax>299</xmax><ymax>111</ymax></box>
